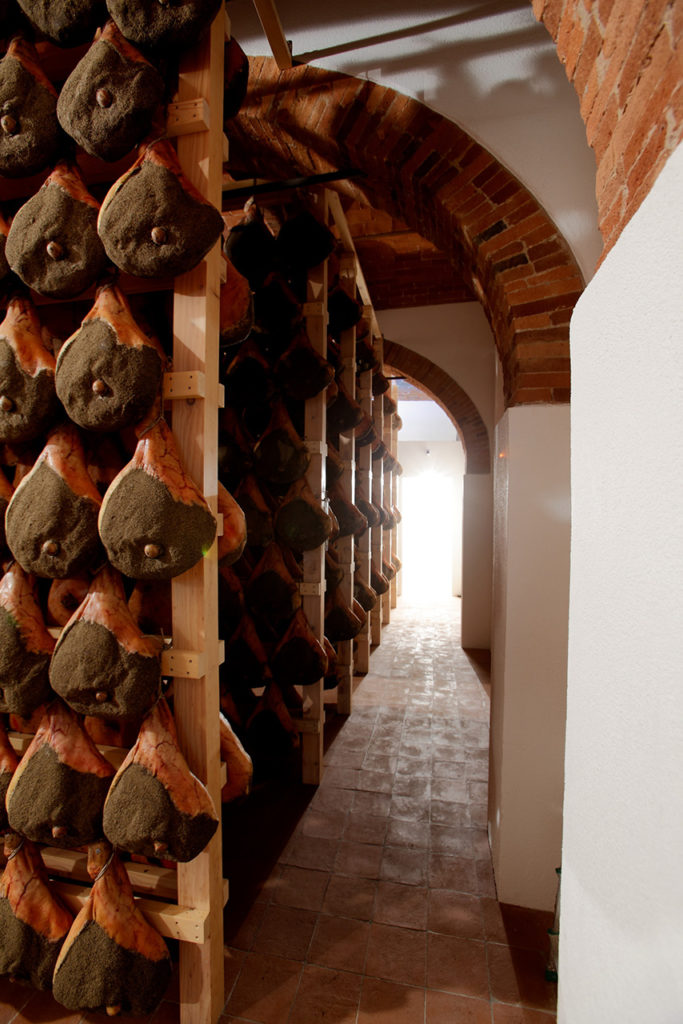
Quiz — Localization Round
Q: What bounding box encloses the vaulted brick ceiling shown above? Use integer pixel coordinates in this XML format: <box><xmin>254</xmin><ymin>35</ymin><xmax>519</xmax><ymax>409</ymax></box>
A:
<box><xmin>225</xmin><ymin>58</ymin><xmax>583</xmax><ymax>408</ymax></box>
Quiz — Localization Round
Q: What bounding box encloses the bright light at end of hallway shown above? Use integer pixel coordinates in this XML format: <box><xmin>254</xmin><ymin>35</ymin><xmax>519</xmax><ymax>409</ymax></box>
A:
<box><xmin>400</xmin><ymin>469</ymin><xmax>457</xmax><ymax>602</ymax></box>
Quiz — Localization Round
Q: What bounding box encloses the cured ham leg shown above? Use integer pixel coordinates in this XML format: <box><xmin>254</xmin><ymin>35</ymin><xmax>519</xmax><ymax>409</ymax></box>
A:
<box><xmin>217</xmin><ymin>480</ymin><xmax>247</xmax><ymax>567</ymax></box>
<box><xmin>49</xmin><ymin>565</ymin><xmax>163</xmax><ymax>722</ymax></box>
<box><xmin>55</xmin><ymin>283</ymin><xmax>166</xmax><ymax>433</ymax></box>
<box><xmin>0</xmin><ymin>561</ymin><xmax>55</xmax><ymax>717</ymax></box>
<box><xmin>5</xmin><ymin>699</ymin><xmax>115</xmax><ymax>848</ymax></box>
<box><xmin>0</xmin><ymin>36</ymin><xmax>59</xmax><ymax>178</ymax></box>
<box><xmin>219</xmin><ymin>712</ymin><xmax>252</xmax><ymax>803</ymax></box>
<box><xmin>0</xmin><ymin>833</ymin><xmax>73</xmax><ymax>990</ymax></box>
<box><xmin>272</xmin><ymin>607</ymin><xmax>328</xmax><ymax>687</ymax></box>
<box><xmin>103</xmin><ymin>698</ymin><xmax>218</xmax><ymax>862</ymax></box>
<box><xmin>5</xmin><ymin>422</ymin><xmax>104</xmax><ymax>579</ymax></box>
<box><xmin>52</xmin><ymin>840</ymin><xmax>171</xmax><ymax>1017</ymax></box>
<box><xmin>99</xmin><ymin>412</ymin><xmax>216</xmax><ymax>580</ymax></box>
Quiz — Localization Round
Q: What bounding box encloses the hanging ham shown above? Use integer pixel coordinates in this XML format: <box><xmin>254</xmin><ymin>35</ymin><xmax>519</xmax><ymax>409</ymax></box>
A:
<box><xmin>57</xmin><ymin>20</ymin><xmax>166</xmax><ymax>163</ymax></box>
<box><xmin>252</xmin><ymin>402</ymin><xmax>310</xmax><ymax>486</ymax></box>
<box><xmin>223</xmin><ymin>35</ymin><xmax>249</xmax><ymax>122</ymax></box>
<box><xmin>102</xmin><ymin>697</ymin><xmax>218</xmax><ymax>862</ymax></box>
<box><xmin>274</xmin><ymin>475</ymin><xmax>332</xmax><ymax>552</ymax></box>
<box><xmin>324</xmin><ymin>584</ymin><xmax>364</xmax><ymax>642</ymax></box>
<box><xmin>0</xmin><ymin>37</ymin><xmax>60</xmax><ymax>178</ymax></box>
<box><xmin>275</xmin><ymin>325</ymin><xmax>335</xmax><ymax>400</ymax></box>
<box><xmin>217</xmin><ymin>480</ymin><xmax>247</xmax><ymax>566</ymax></box>
<box><xmin>220</xmin><ymin>253</ymin><xmax>253</xmax><ymax>349</ymax></box>
<box><xmin>46</xmin><ymin>575</ymin><xmax>90</xmax><ymax>627</ymax></box>
<box><xmin>6</xmin><ymin>422</ymin><xmax>104</xmax><ymax>579</ymax></box>
<box><xmin>245</xmin><ymin>541</ymin><xmax>301</xmax><ymax>630</ymax></box>
<box><xmin>6</xmin><ymin>162</ymin><xmax>108</xmax><ymax>300</ymax></box>
<box><xmin>276</xmin><ymin>206</ymin><xmax>336</xmax><ymax>273</ymax></box>
<box><xmin>52</xmin><ymin>840</ymin><xmax>172</xmax><ymax>1016</ymax></box>
<box><xmin>0</xmin><ymin>208</ymin><xmax>10</xmax><ymax>281</ymax></box>
<box><xmin>0</xmin><ymin>295</ymin><xmax>59</xmax><ymax>444</ymax></box>
<box><xmin>98</xmin><ymin>411</ymin><xmax>216</xmax><ymax>580</ymax></box>
<box><xmin>5</xmin><ymin>699</ymin><xmax>115</xmax><ymax>848</ymax></box>
<box><xmin>55</xmin><ymin>283</ymin><xmax>167</xmax><ymax>433</ymax></box>
<box><xmin>223</xmin><ymin>198</ymin><xmax>279</xmax><ymax>290</ymax></box>
<box><xmin>219</xmin><ymin>712</ymin><xmax>252</xmax><ymax>803</ymax></box>
<box><xmin>17</xmin><ymin>0</ymin><xmax>107</xmax><ymax>46</ymax></box>
<box><xmin>271</xmin><ymin>607</ymin><xmax>328</xmax><ymax>687</ymax></box>
<box><xmin>49</xmin><ymin>564</ymin><xmax>163</xmax><ymax>722</ymax></box>
<box><xmin>224</xmin><ymin>611</ymin><xmax>274</xmax><ymax>691</ymax></box>
<box><xmin>0</xmin><ymin>833</ymin><xmax>73</xmax><ymax>990</ymax></box>
<box><xmin>98</xmin><ymin>137</ymin><xmax>224</xmax><ymax>279</ymax></box>
<box><xmin>106</xmin><ymin>0</ymin><xmax>223</xmax><ymax>51</ymax></box>
<box><xmin>0</xmin><ymin>561</ymin><xmax>55</xmax><ymax>717</ymax></box>
<box><xmin>234</xmin><ymin>473</ymin><xmax>274</xmax><ymax>549</ymax></box>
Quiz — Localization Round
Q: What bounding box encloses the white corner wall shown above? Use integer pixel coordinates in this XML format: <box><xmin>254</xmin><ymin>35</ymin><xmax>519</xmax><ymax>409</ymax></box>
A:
<box><xmin>560</xmin><ymin>144</ymin><xmax>683</xmax><ymax>1022</ymax></box>
<box><xmin>489</xmin><ymin>404</ymin><xmax>570</xmax><ymax>910</ymax></box>
<box><xmin>461</xmin><ymin>473</ymin><xmax>492</xmax><ymax>648</ymax></box>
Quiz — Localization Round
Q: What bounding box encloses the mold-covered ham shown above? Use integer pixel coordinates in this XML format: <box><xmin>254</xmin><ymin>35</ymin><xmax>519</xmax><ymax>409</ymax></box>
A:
<box><xmin>16</xmin><ymin>0</ymin><xmax>107</xmax><ymax>47</ymax></box>
<box><xmin>57</xmin><ymin>20</ymin><xmax>165</xmax><ymax>163</ymax></box>
<box><xmin>271</xmin><ymin>607</ymin><xmax>328</xmax><ymax>687</ymax></box>
<box><xmin>0</xmin><ymin>37</ymin><xmax>60</xmax><ymax>179</ymax></box>
<box><xmin>0</xmin><ymin>296</ymin><xmax>59</xmax><ymax>444</ymax></box>
<box><xmin>50</xmin><ymin>565</ymin><xmax>163</xmax><ymax>721</ymax></box>
<box><xmin>106</xmin><ymin>0</ymin><xmax>223</xmax><ymax>52</ymax></box>
<box><xmin>234</xmin><ymin>473</ymin><xmax>273</xmax><ymax>549</ymax></box>
<box><xmin>52</xmin><ymin>840</ymin><xmax>171</xmax><ymax>1017</ymax></box>
<box><xmin>252</xmin><ymin>403</ymin><xmax>310</xmax><ymax>486</ymax></box>
<box><xmin>0</xmin><ymin>469</ymin><xmax>12</xmax><ymax>549</ymax></box>
<box><xmin>97</xmin><ymin>138</ymin><xmax>224</xmax><ymax>279</ymax></box>
<box><xmin>274</xmin><ymin>475</ymin><xmax>333</xmax><ymax>552</ymax></box>
<box><xmin>0</xmin><ymin>833</ymin><xmax>73</xmax><ymax>990</ymax></box>
<box><xmin>245</xmin><ymin>541</ymin><xmax>301</xmax><ymax>629</ymax></box>
<box><xmin>0</xmin><ymin>561</ymin><xmax>55</xmax><ymax>717</ymax></box>
<box><xmin>220</xmin><ymin>253</ymin><xmax>253</xmax><ymax>349</ymax></box>
<box><xmin>102</xmin><ymin>698</ymin><xmax>218</xmax><ymax>862</ymax></box>
<box><xmin>354</xmin><ymin>575</ymin><xmax>377</xmax><ymax>613</ymax></box>
<box><xmin>219</xmin><ymin>711</ymin><xmax>252</xmax><ymax>803</ymax></box>
<box><xmin>275</xmin><ymin>325</ymin><xmax>335</xmax><ymax>400</ymax></box>
<box><xmin>98</xmin><ymin>413</ymin><xmax>216</xmax><ymax>580</ymax></box>
<box><xmin>6</xmin><ymin>422</ymin><xmax>105</xmax><ymax>579</ymax></box>
<box><xmin>5</xmin><ymin>699</ymin><xmax>115</xmax><ymax>848</ymax></box>
<box><xmin>217</xmin><ymin>480</ymin><xmax>246</xmax><ymax>567</ymax></box>
<box><xmin>328</xmin><ymin>481</ymin><xmax>368</xmax><ymax>538</ymax></box>
<box><xmin>324</xmin><ymin>584</ymin><xmax>364</xmax><ymax>642</ymax></box>
<box><xmin>225</xmin><ymin>611</ymin><xmax>273</xmax><ymax>691</ymax></box>
<box><xmin>56</xmin><ymin>283</ymin><xmax>166</xmax><ymax>432</ymax></box>
<box><xmin>0</xmin><ymin>718</ymin><xmax>19</xmax><ymax>830</ymax></box>
<box><xmin>6</xmin><ymin>162</ymin><xmax>108</xmax><ymax>300</ymax></box>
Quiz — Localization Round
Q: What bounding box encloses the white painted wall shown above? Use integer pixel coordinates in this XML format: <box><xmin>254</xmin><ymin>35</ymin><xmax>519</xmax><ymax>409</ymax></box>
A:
<box><xmin>461</xmin><ymin>473</ymin><xmax>493</xmax><ymax>649</ymax></box>
<box><xmin>228</xmin><ymin>0</ymin><xmax>602</xmax><ymax>279</ymax></box>
<box><xmin>379</xmin><ymin>302</ymin><xmax>500</xmax><ymax>440</ymax></box>
<box><xmin>489</xmin><ymin>404</ymin><xmax>570</xmax><ymax>910</ymax></box>
<box><xmin>559</xmin><ymin>144</ymin><xmax>683</xmax><ymax>1022</ymax></box>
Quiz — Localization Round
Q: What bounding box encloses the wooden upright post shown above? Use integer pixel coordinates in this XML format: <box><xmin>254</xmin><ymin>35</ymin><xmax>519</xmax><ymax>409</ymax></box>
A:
<box><xmin>171</xmin><ymin>11</ymin><xmax>225</xmax><ymax>1023</ymax></box>
<box><xmin>370</xmin><ymin>337</ymin><xmax>384</xmax><ymax>647</ymax></box>
<box><xmin>354</xmin><ymin>352</ymin><xmax>373</xmax><ymax>675</ymax></box>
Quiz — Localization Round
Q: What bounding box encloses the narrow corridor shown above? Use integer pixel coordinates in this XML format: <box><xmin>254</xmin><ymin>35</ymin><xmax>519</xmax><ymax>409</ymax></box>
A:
<box><xmin>221</xmin><ymin>598</ymin><xmax>558</xmax><ymax>1023</ymax></box>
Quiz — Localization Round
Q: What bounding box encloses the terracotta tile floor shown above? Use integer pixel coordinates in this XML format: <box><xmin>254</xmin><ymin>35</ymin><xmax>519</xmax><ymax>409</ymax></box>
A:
<box><xmin>0</xmin><ymin>598</ymin><xmax>557</xmax><ymax>1024</ymax></box>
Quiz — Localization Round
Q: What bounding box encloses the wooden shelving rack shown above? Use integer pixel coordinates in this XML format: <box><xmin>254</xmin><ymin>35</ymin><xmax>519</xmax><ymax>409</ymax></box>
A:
<box><xmin>4</xmin><ymin>10</ymin><xmax>230</xmax><ymax>1023</ymax></box>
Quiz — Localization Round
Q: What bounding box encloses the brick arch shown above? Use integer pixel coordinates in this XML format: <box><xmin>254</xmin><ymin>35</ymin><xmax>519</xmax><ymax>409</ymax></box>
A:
<box><xmin>533</xmin><ymin>0</ymin><xmax>682</xmax><ymax>257</ymax></box>
<box><xmin>228</xmin><ymin>59</ymin><xmax>584</xmax><ymax>409</ymax></box>
<box><xmin>383</xmin><ymin>340</ymin><xmax>490</xmax><ymax>475</ymax></box>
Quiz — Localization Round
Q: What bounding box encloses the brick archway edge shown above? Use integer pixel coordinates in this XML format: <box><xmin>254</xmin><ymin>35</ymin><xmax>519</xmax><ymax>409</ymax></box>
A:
<box><xmin>228</xmin><ymin>59</ymin><xmax>584</xmax><ymax>409</ymax></box>
<box><xmin>384</xmin><ymin>340</ymin><xmax>490</xmax><ymax>475</ymax></box>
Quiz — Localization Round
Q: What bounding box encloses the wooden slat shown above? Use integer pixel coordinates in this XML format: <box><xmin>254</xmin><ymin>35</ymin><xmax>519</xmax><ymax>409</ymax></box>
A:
<box><xmin>251</xmin><ymin>0</ymin><xmax>293</xmax><ymax>69</ymax></box>
<box><xmin>371</xmin><ymin>338</ymin><xmax>384</xmax><ymax>647</ymax></box>
<box><xmin>354</xmin><ymin>367</ymin><xmax>373</xmax><ymax>675</ymax></box>
<box><xmin>9</xmin><ymin>732</ymin><xmax>127</xmax><ymax>769</ymax></box>
<box><xmin>52</xmin><ymin>880</ymin><xmax>210</xmax><ymax>944</ymax></box>
<box><xmin>171</xmin><ymin>9</ymin><xmax>225</xmax><ymax>1022</ymax></box>
<box><xmin>163</xmin><ymin>370</ymin><xmax>207</xmax><ymax>400</ymax></box>
<box><xmin>327</xmin><ymin>191</ymin><xmax>382</xmax><ymax>339</ymax></box>
<box><xmin>300</xmin><ymin>192</ymin><xmax>328</xmax><ymax>785</ymax></box>
<box><xmin>42</xmin><ymin>848</ymin><xmax>179</xmax><ymax>900</ymax></box>
<box><xmin>166</xmin><ymin>98</ymin><xmax>211</xmax><ymax>137</ymax></box>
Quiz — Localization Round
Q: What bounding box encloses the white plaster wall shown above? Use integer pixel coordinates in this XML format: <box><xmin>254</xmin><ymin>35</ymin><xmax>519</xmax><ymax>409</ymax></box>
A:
<box><xmin>228</xmin><ymin>0</ymin><xmax>602</xmax><ymax>279</ymax></box>
<box><xmin>378</xmin><ymin>303</ymin><xmax>500</xmax><ymax>440</ymax></box>
<box><xmin>559</xmin><ymin>144</ymin><xmax>683</xmax><ymax>1022</ymax></box>
<box><xmin>489</xmin><ymin>404</ymin><xmax>570</xmax><ymax>910</ymax></box>
<box><xmin>461</xmin><ymin>473</ymin><xmax>493</xmax><ymax>649</ymax></box>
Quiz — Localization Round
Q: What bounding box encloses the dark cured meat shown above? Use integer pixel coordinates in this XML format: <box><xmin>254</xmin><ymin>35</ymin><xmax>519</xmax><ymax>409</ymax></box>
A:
<box><xmin>276</xmin><ymin>208</ymin><xmax>336</xmax><ymax>273</ymax></box>
<box><xmin>6</xmin><ymin>422</ymin><xmax>104</xmax><ymax>579</ymax></box>
<box><xmin>6</xmin><ymin>699</ymin><xmax>115</xmax><ymax>848</ymax></box>
<box><xmin>0</xmin><ymin>209</ymin><xmax>10</xmax><ymax>281</ymax></box>
<box><xmin>55</xmin><ymin>283</ymin><xmax>166</xmax><ymax>432</ymax></box>
<box><xmin>0</xmin><ymin>833</ymin><xmax>73</xmax><ymax>990</ymax></box>
<box><xmin>274</xmin><ymin>476</ymin><xmax>332</xmax><ymax>553</ymax></box>
<box><xmin>97</xmin><ymin>138</ymin><xmax>224</xmax><ymax>279</ymax></box>
<box><xmin>223</xmin><ymin>36</ymin><xmax>249</xmax><ymax>122</ymax></box>
<box><xmin>225</xmin><ymin>612</ymin><xmax>273</xmax><ymax>691</ymax></box>
<box><xmin>219</xmin><ymin>253</ymin><xmax>253</xmax><ymax>349</ymax></box>
<box><xmin>223</xmin><ymin>199</ymin><xmax>279</xmax><ymax>291</ymax></box>
<box><xmin>0</xmin><ymin>467</ymin><xmax>11</xmax><ymax>549</ymax></box>
<box><xmin>49</xmin><ymin>565</ymin><xmax>163</xmax><ymax>722</ymax></box>
<box><xmin>0</xmin><ymin>296</ymin><xmax>59</xmax><ymax>444</ymax></box>
<box><xmin>271</xmin><ymin>607</ymin><xmax>328</xmax><ymax>687</ymax></box>
<box><xmin>328</xmin><ymin>481</ymin><xmax>368</xmax><ymax>538</ymax></box>
<box><xmin>252</xmin><ymin>403</ymin><xmax>310</xmax><ymax>486</ymax></box>
<box><xmin>0</xmin><ymin>37</ymin><xmax>60</xmax><ymax>179</ymax></box>
<box><xmin>106</xmin><ymin>0</ymin><xmax>223</xmax><ymax>52</ymax></box>
<box><xmin>275</xmin><ymin>326</ymin><xmax>335</xmax><ymax>401</ymax></box>
<box><xmin>46</xmin><ymin>575</ymin><xmax>90</xmax><ymax>627</ymax></box>
<box><xmin>0</xmin><ymin>561</ymin><xmax>55</xmax><ymax>717</ymax></box>
<box><xmin>234</xmin><ymin>474</ymin><xmax>273</xmax><ymax>549</ymax></box>
<box><xmin>52</xmin><ymin>840</ymin><xmax>171</xmax><ymax>1017</ymax></box>
<box><xmin>16</xmin><ymin>0</ymin><xmax>107</xmax><ymax>47</ymax></box>
<box><xmin>217</xmin><ymin>480</ymin><xmax>247</xmax><ymax>566</ymax></box>
<box><xmin>57</xmin><ymin>20</ymin><xmax>165</xmax><ymax>163</ymax></box>
<box><xmin>6</xmin><ymin>162</ymin><xmax>108</xmax><ymax>300</ymax></box>
<box><xmin>102</xmin><ymin>698</ymin><xmax>218</xmax><ymax>862</ymax></box>
<box><xmin>324</xmin><ymin>585</ymin><xmax>364</xmax><ymax>642</ymax></box>
<box><xmin>98</xmin><ymin>413</ymin><xmax>216</xmax><ymax>580</ymax></box>
<box><xmin>245</xmin><ymin>541</ymin><xmax>301</xmax><ymax>628</ymax></box>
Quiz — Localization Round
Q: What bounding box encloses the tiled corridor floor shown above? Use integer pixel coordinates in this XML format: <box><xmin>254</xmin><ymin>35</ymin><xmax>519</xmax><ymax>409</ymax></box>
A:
<box><xmin>220</xmin><ymin>598</ymin><xmax>558</xmax><ymax>1024</ymax></box>
<box><xmin>0</xmin><ymin>598</ymin><xmax>557</xmax><ymax>1024</ymax></box>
